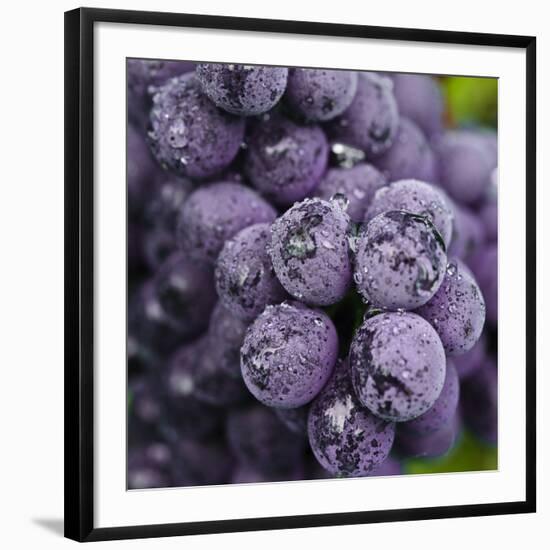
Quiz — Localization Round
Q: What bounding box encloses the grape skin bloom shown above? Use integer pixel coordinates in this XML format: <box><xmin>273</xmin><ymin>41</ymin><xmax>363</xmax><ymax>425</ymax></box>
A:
<box><xmin>365</xmin><ymin>178</ymin><xmax>454</xmax><ymax>248</ymax></box>
<box><xmin>240</xmin><ymin>301</ymin><xmax>338</xmax><ymax>409</ymax></box>
<box><xmin>349</xmin><ymin>312</ymin><xmax>446</xmax><ymax>422</ymax></box>
<box><xmin>415</xmin><ymin>259</ymin><xmax>486</xmax><ymax>356</ymax></box>
<box><xmin>215</xmin><ymin>223</ymin><xmax>287</xmax><ymax>322</ymax></box>
<box><xmin>269</xmin><ymin>198</ymin><xmax>353</xmax><ymax>306</ymax></box>
<box><xmin>308</xmin><ymin>360</ymin><xmax>395</xmax><ymax>477</ymax></box>
<box><xmin>354</xmin><ymin>210</ymin><xmax>447</xmax><ymax>310</ymax></box>
<box><xmin>196</xmin><ymin>63</ymin><xmax>288</xmax><ymax>116</ymax></box>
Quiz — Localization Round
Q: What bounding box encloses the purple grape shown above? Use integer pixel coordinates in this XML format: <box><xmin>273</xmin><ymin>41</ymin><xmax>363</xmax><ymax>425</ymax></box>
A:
<box><xmin>390</xmin><ymin>73</ymin><xmax>444</xmax><ymax>138</ymax></box>
<box><xmin>285</xmin><ymin>68</ymin><xmax>358</xmax><ymax>121</ymax></box>
<box><xmin>313</xmin><ymin>163</ymin><xmax>387</xmax><ymax>222</ymax></box>
<box><xmin>416</xmin><ymin>259</ymin><xmax>485</xmax><ymax>356</ymax></box>
<box><xmin>240</xmin><ymin>301</ymin><xmax>338</xmax><ymax>408</ymax></box>
<box><xmin>374</xmin><ymin>118</ymin><xmax>438</xmax><ymax>184</ymax></box>
<box><xmin>268</xmin><ymin>198</ymin><xmax>352</xmax><ymax>306</ymax></box>
<box><xmin>244</xmin><ymin>115</ymin><xmax>329</xmax><ymax>206</ymax></box>
<box><xmin>128</xmin><ymin>223</ymin><xmax>144</xmax><ymax>272</ymax></box>
<box><xmin>142</xmin><ymin>227</ymin><xmax>177</xmax><ymax>271</ymax></box>
<box><xmin>349</xmin><ymin>312</ymin><xmax>446</xmax><ymax>422</ymax></box>
<box><xmin>469</xmin><ymin>243</ymin><xmax>497</xmax><ymax>325</ymax></box>
<box><xmin>127</xmin><ymin>333</ymin><xmax>158</xmax><ymax>376</ymax></box>
<box><xmin>325</xmin><ymin>72</ymin><xmax>399</xmax><ymax>159</ymax></box>
<box><xmin>152</xmin><ymin>253</ymin><xmax>217</xmax><ymax>336</ymax></box>
<box><xmin>177</xmin><ymin>181</ymin><xmax>277</xmax><ymax>264</ymax></box>
<box><xmin>128</xmin><ymin>59</ymin><xmax>195</xmax><ymax>128</ymax></box>
<box><xmin>303</xmin><ymin>455</ymin><xmax>333</xmax><ymax>480</ymax></box>
<box><xmin>365</xmin><ymin>179</ymin><xmax>454</xmax><ymax>247</ymax></box>
<box><xmin>163</xmin><ymin>343</ymin><xmax>222</xmax><ymax>437</ymax></box>
<box><xmin>231</xmin><ymin>463</ymin><xmax>304</xmax><ymax>484</ymax></box>
<box><xmin>142</xmin><ymin>176</ymin><xmax>194</xmax><ymax>270</ymax></box>
<box><xmin>227</xmin><ymin>405</ymin><xmax>305</xmax><ymax>475</ymax></box>
<box><xmin>205</xmin><ymin>302</ymin><xmax>249</xmax><ymax>378</ymax></box>
<box><xmin>435</xmin><ymin>130</ymin><xmax>496</xmax><ymax>205</ymax></box>
<box><xmin>148</xmin><ymin>74</ymin><xmax>245</xmax><ymax>179</ymax></box>
<box><xmin>128</xmin><ymin>442</ymin><xmax>174</xmax><ymax>489</ymax></box>
<box><xmin>454</xmin><ymin>331</ymin><xmax>486</xmax><ymax>379</ymax></box>
<box><xmin>368</xmin><ymin>456</ymin><xmax>403</xmax><ymax>477</ymax></box>
<box><xmin>480</xmin><ymin>202</ymin><xmax>498</xmax><ymax>244</ymax></box>
<box><xmin>131</xmin><ymin>260</ymin><xmax>215</xmax><ymax>355</ymax></box>
<box><xmin>461</xmin><ymin>358</ymin><xmax>497</xmax><ymax>445</ymax></box>
<box><xmin>401</xmin><ymin>361</ymin><xmax>459</xmax><ymax>435</ymax></box>
<box><xmin>196</xmin><ymin>63</ymin><xmax>288</xmax><ymax>116</ymax></box>
<box><xmin>215</xmin><ymin>223</ymin><xmax>287</xmax><ymax>321</ymax></box>
<box><xmin>354</xmin><ymin>210</ymin><xmax>447</xmax><ymax>310</ymax></box>
<box><xmin>275</xmin><ymin>406</ymin><xmax>309</xmax><ymax>435</ymax></box>
<box><xmin>194</xmin><ymin>340</ymin><xmax>250</xmax><ymax>406</ymax></box>
<box><xmin>128</xmin><ymin>59</ymin><xmax>195</xmax><ymax>99</ymax></box>
<box><xmin>144</xmin><ymin>175</ymin><xmax>194</xmax><ymax>232</ymax></box>
<box><xmin>448</xmin><ymin>202</ymin><xmax>485</xmax><ymax>264</ymax></box>
<box><xmin>396</xmin><ymin>414</ymin><xmax>460</xmax><ymax>458</ymax></box>
<box><xmin>129</xmin><ymin>375</ymin><xmax>165</xmax><ymax>444</ymax></box>
<box><xmin>127</xmin><ymin>123</ymin><xmax>158</xmax><ymax>220</ymax></box>
<box><xmin>172</xmin><ymin>439</ymin><xmax>234</xmax><ymax>487</ymax></box>
<box><xmin>307</xmin><ymin>360</ymin><xmax>395</xmax><ymax>477</ymax></box>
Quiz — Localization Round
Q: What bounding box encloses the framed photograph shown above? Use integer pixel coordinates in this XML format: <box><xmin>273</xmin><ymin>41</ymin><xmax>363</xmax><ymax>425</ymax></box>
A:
<box><xmin>64</xmin><ymin>7</ymin><xmax>536</xmax><ymax>542</ymax></box>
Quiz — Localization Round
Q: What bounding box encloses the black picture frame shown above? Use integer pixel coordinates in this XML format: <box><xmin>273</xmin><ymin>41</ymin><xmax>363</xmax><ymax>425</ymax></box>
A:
<box><xmin>64</xmin><ymin>7</ymin><xmax>537</xmax><ymax>542</ymax></box>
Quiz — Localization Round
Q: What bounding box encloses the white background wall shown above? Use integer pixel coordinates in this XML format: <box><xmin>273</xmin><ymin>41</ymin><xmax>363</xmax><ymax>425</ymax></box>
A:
<box><xmin>0</xmin><ymin>0</ymin><xmax>546</xmax><ymax>548</ymax></box>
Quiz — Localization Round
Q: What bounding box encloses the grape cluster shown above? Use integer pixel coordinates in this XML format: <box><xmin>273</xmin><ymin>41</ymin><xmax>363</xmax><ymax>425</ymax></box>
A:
<box><xmin>127</xmin><ymin>59</ymin><xmax>498</xmax><ymax>488</ymax></box>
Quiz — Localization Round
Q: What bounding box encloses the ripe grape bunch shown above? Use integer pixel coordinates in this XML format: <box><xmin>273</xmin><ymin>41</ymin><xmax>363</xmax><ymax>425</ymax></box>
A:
<box><xmin>127</xmin><ymin>60</ymin><xmax>498</xmax><ymax>488</ymax></box>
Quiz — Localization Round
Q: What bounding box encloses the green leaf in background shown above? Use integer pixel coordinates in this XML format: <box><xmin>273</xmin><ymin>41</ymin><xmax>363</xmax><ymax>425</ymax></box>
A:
<box><xmin>442</xmin><ymin>77</ymin><xmax>498</xmax><ymax>128</ymax></box>
<box><xmin>405</xmin><ymin>430</ymin><xmax>498</xmax><ymax>475</ymax></box>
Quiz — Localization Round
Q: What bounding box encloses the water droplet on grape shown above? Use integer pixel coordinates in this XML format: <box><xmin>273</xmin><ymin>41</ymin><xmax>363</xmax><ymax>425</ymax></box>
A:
<box><xmin>330</xmin><ymin>192</ymin><xmax>349</xmax><ymax>211</ymax></box>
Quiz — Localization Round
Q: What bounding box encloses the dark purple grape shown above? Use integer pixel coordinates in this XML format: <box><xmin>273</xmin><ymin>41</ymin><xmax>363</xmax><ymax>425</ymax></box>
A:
<box><xmin>152</xmin><ymin>253</ymin><xmax>217</xmax><ymax>336</ymax></box>
<box><xmin>128</xmin><ymin>441</ymin><xmax>174</xmax><ymax>489</ymax></box>
<box><xmin>268</xmin><ymin>198</ymin><xmax>352</xmax><ymax>306</ymax></box>
<box><xmin>127</xmin><ymin>123</ymin><xmax>158</xmax><ymax>220</ymax></box>
<box><xmin>244</xmin><ymin>114</ymin><xmax>329</xmax><ymax>206</ymax></box>
<box><xmin>396</xmin><ymin>414</ymin><xmax>461</xmax><ymax>458</ymax></box>
<box><xmin>196</xmin><ymin>63</ymin><xmax>288</xmax><ymax>116</ymax></box>
<box><xmin>215</xmin><ymin>223</ymin><xmax>287</xmax><ymax>321</ymax></box>
<box><xmin>275</xmin><ymin>405</ymin><xmax>309</xmax><ymax>435</ymax></box>
<box><xmin>128</xmin><ymin>59</ymin><xmax>195</xmax><ymax>128</ymax></box>
<box><xmin>374</xmin><ymin>118</ymin><xmax>438</xmax><ymax>184</ymax></box>
<box><xmin>354</xmin><ymin>210</ymin><xmax>447</xmax><ymax>310</ymax></box>
<box><xmin>401</xmin><ymin>361</ymin><xmax>459</xmax><ymax>435</ymax></box>
<box><xmin>390</xmin><ymin>73</ymin><xmax>444</xmax><ymax>139</ymax></box>
<box><xmin>162</xmin><ymin>343</ymin><xmax>222</xmax><ymax>437</ymax></box>
<box><xmin>349</xmin><ymin>312</ymin><xmax>446</xmax><ymax>422</ymax></box>
<box><xmin>313</xmin><ymin>163</ymin><xmax>387</xmax><ymax>223</ymax></box>
<box><xmin>148</xmin><ymin>74</ymin><xmax>245</xmax><ymax>179</ymax></box>
<box><xmin>365</xmin><ymin>179</ymin><xmax>454</xmax><ymax>247</ymax></box>
<box><xmin>241</xmin><ymin>301</ymin><xmax>338</xmax><ymax>408</ymax></box>
<box><xmin>454</xmin><ymin>332</ymin><xmax>486</xmax><ymax>379</ymax></box>
<box><xmin>308</xmin><ymin>360</ymin><xmax>395</xmax><ymax>477</ymax></box>
<box><xmin>435</xmin><ymin>129</ymin><xmax>496</xmax><ymax>205</ymax></box>
<box><xmin>326</xmin><ymin>72</ymin><xmax>399</xmax><ymax>159</ymax></box>
<box><xmin>368</xmin><ymin>455</ymin><xmax>403</xmax><ymax>477</ymax></box>
<box><xmin>171</xmin><ymin>439</ymin><xmax>234</xmax><ymax>487</ymax></box>
<box><xmin>177</xmin><ymin>181</ymin><xmax>276</xmax><ymax>264</ymax></box>
<box><xmin>285</xmin><ymin>68</ymin><xmax>358</xmax><ymax>121</ymax></box>
<box><xmin>461</xmin><ymin>357</ymin><xmax>497</xmax><ymax>445</ymax></box>
<box><xmin>469</xmin><ymin>243</ymin><xmax>497</xmax><ymax>325</ymax></box>
<box><xmin>205</xmin><ymin>302</ymin><xmax>249</xmax><ymax>378</ymax></box>
<box><xmin>416</xmin><ymin>259</ymin><xmax>486</xmax><ymax>356</ymax></box>
<box><xmin>448</xmin><ymin>202</ymin><xmax>485</xmax><ymax>264</ymax></box>
<box><xmin>227</xmin><ymin>405</ymin><xmax>305</xmax><ymax>475</ymax></box>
